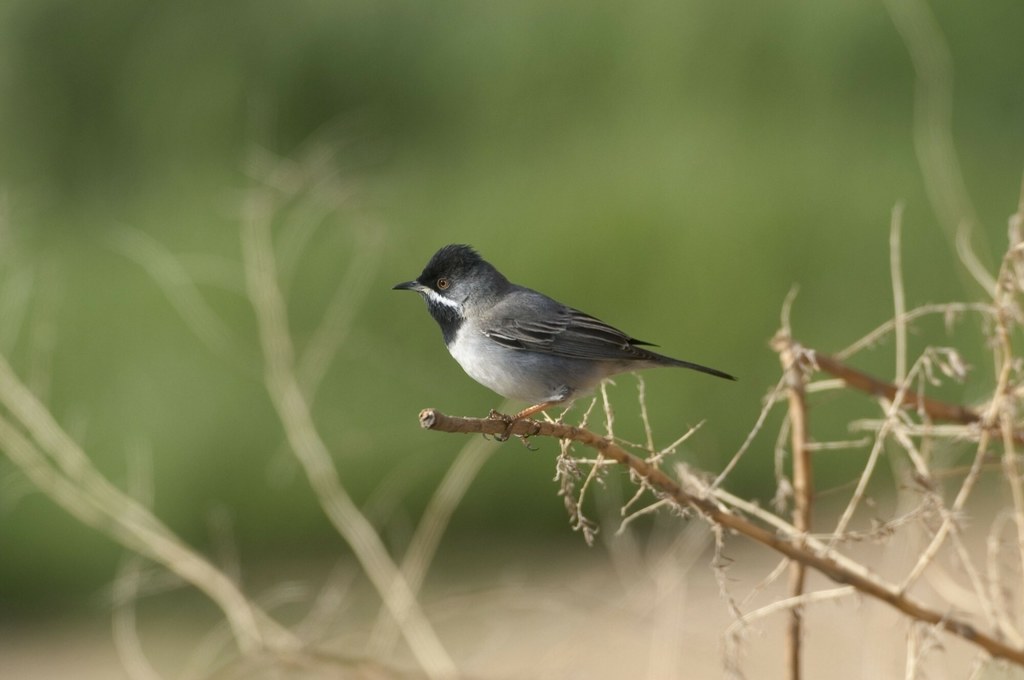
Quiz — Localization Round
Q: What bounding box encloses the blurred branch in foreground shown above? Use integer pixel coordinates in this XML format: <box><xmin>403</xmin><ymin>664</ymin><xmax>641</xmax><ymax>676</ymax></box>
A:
<box><xmin>0</xmin><ymin>354</ymin><xmax>300</xmax><ymax>655</ymax></box>
<box><xmin>241</xmin><ymin>166</ymin><xmax>457</xmax><ymax>680</ymax></box>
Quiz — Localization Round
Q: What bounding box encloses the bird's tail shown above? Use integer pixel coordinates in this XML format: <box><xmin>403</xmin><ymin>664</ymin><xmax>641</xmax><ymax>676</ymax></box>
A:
<box><xmin>670</xmin><ymin>358</ymin><xmax>737</xmax><ymax>381</ymax></box>
<box><xmin>649</xmin><ymin>352</ymin><xmax>736</xmax><ymax>381</ymax></box>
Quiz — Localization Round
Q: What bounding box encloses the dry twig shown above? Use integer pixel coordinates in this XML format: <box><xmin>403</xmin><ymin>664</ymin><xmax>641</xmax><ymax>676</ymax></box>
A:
<box><xmin>772</xmin><ymin>331</ymin><xmax>812</xmax><ymax>680</ymax></box>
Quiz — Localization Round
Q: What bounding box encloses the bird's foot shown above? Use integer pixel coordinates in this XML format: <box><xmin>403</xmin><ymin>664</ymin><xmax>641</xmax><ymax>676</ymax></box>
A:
<box><xmin>486</xmin><ymin>409</ymin><xmax>516</xmax><ymax>442</ymax></box>
<box><xmin>485</xmin><ymin>410</ymin><xmax>537</xmax><ymax>449</ymax></box>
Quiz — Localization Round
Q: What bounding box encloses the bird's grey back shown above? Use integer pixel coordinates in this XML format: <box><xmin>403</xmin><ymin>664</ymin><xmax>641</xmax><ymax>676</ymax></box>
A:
<box><xmin>475</xmin><ymin>286</ymin><xmax>672</xmax><ymax>364</ymax></box>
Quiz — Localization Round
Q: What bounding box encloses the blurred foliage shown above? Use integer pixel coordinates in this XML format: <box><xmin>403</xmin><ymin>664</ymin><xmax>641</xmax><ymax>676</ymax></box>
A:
<box><xmin>0</xmin><ymin>0</ymin><xmax>1022</xmax><ymax>612</ymax></box>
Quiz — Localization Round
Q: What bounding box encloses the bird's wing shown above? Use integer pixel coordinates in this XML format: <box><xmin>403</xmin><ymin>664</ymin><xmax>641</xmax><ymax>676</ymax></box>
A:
<box><xmin>481</xmin><ymin>296</ymin><xmax>659</xmax><ymax>362</ymax></box>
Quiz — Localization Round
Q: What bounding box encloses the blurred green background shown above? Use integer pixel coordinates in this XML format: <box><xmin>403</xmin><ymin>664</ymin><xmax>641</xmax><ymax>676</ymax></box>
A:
<box><xmin>0</xmin><ymin>0</ymin><xmax>1022</xmax><ymax>634</ymax></box>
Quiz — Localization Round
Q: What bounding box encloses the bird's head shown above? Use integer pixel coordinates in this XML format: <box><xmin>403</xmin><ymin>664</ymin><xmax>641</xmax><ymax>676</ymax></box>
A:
<box><xmin>393</xmin><ymin>244</ymin><xmax>509</xmax><ymax>317</ymax></box>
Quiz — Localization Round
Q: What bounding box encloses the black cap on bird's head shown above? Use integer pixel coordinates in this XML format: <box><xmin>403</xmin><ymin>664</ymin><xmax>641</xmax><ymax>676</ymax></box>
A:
<box><xmin>418</xmin><ymin>244</ymin><xmax>485</xmax><ymax>284</ymax></box>
<box><xmin>393</xmin><ymin>244</ymin><xmax>508</xmax><ymax>299</ymax></box>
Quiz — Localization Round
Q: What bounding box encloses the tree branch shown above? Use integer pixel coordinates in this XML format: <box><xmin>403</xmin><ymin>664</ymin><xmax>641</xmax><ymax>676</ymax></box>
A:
<box><xmin>813</xmin><ymin>352</ymin><xmax>981</xmax><ymax>425</ymax></box>
<box><xmin>419</xmin><ymin>408</ymin><xmax>1024</xmax><ymax>667</ymax></box>
<box><xmin>775</xmin><ymin>335</ymin><xmax>812</xmax><ymax>680</ymax></box>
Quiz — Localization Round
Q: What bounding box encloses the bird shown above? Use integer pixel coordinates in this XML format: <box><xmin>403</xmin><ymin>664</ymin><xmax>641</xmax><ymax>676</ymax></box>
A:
<box><xmin>394</xmin><ymin>244</ymin><xmax>735</xmax><ymax>426</ymax></box>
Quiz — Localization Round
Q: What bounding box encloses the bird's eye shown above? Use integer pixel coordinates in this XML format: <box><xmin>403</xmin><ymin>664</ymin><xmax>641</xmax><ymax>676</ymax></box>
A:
<box><xmin>437</xmin><ymin>278</ymin><xmax>450</xmax><ymax>290</ymax></box>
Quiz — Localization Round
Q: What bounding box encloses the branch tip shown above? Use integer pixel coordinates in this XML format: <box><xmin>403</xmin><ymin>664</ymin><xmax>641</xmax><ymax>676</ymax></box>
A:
<box><xmin>419</xmin><ymin>408</ymin><xmax>438</xmax><ymax>429</ymax></box>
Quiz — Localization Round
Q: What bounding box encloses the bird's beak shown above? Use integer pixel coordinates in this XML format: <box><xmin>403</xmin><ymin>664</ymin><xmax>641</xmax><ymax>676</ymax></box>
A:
<box><xmin>393</xmin><ymin>280</ymin><xmax>421</xmax><ymax>291</ymax></box>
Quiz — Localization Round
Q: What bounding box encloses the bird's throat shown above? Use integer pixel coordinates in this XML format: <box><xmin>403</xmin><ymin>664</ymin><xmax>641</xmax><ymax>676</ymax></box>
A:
<box><xmin>426</xmin><ymin>299</ymin><xmax>464</xmax><ymax>346</ymax></box>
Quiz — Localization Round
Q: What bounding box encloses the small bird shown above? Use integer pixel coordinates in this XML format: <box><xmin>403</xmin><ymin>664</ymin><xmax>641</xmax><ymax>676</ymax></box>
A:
<box><xmin>394</xmin><ymin>244</ymin><xmax>735</xmax><ymax>424</ymax></box>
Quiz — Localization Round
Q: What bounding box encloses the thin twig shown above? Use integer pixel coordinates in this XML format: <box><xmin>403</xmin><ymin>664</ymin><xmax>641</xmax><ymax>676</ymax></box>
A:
<box><xmin>884</xmin><ymin>0</ymin><xmax>987</xmax><ymax>274</ymax></box>
<box><xmin>902</xmin><ymin>428</ymin><xmax>993</xmax><ymax>590</ymax></box>
<box><xmin>740</xmin><ymin>557</ymin><xmax>790</xmax><ymax>608</ymax></box>
<box><xmin>296</xmin><ymin>224</ymin><xmax>386</xmax><ymax>399</ymax></box>
<box><xmin>112</xmin><ymin>556</ymin><xmax>164</xmax><ymax>680</ymax></box>
<box><xmin>636</xmin><ymin>374</ymin><xmax>656</xmax><ymax>454</ymax></box>
<box><xmin>712</xmin><ymin>375</ymin><xmax>786</xmax><ymax>490</ymax></box>
<box><xmin>987</xmin><ymin>511</ymin><xmax>1024</xmax><ymax>644</ymax></box>
<box><xmin>368</xmin><ymin>433</ymin><xmax>499</xmax><ymax>655</ymax></box>
<box><xmin>829</xmin><ymin>355</ymin><xmax>933</xmax><ymax>547</ymax></box>
<box><xmin>836</xmin><ymin>302</ymin><xmax>995</xmax><ymax>361</ymax></box>
<box><xmin>112</xmin><ymin>448</ymin><xmax>163</xmax><ymax>680</ymax></box>
<box><xmin>727</xmin><ymin>586</ymin><xmax>856</xmax><ymax>639</ymax></box>
<box><xmin>574</xmin><ymin>382</ymin><xmax>616</xmax><ymax>529</ymax></box>
<box><xmin>814</xmin><ymin>352</ymin><xmax>984</xmax><ymax>426</ymax></box>
<box><xmin>892</xmin><ymin>203</ymin><xmax>909</xmax><ymax>384</ymax></box>
<box><xmin>773</xmin><ymin>332</ymin><xmax>812</xmax><ymax>680</ymax></box>
<box><xmin>994</xmin><ymin>230</ymin><xmax>1024</xmax><ymax>618</ymax></box>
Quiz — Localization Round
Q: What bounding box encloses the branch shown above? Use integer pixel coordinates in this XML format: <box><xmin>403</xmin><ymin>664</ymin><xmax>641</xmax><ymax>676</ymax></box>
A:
<box><xmin>775</xmin><ymin>335</ymin><xmax>812</xmax><ymax>680</ymax></box>
<box><xmin>419</xmin><ymin>408</ymin><xmax>1024</xmax><ymax>667</ymax></box>
<box><xmin>812</xmin><ymin>352</ymin><xmax>981</xmax><ymax>425</ymax></box>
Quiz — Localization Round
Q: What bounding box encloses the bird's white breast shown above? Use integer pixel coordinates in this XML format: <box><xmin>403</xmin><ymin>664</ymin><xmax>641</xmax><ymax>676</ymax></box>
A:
<box><xmin>447</xmin><ymin>325</ymin><xmax>557</xmax><ymax>404</ymax></box>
